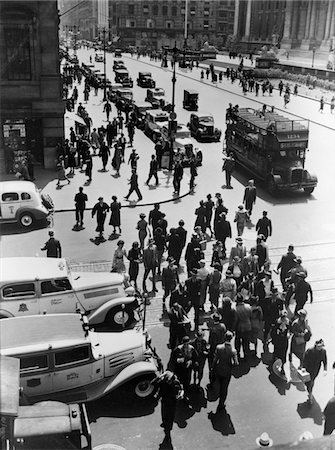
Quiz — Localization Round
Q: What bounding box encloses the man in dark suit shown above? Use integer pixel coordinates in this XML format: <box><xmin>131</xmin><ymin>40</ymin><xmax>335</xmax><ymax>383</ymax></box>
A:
<box><xmin>41</xmin><ymin>230</ymin><xmax>62</xmax><ymax>258</ymax></box>
<box><xmin>243</xmin><ymin>179</ymin><xmax>257</xmax><ymax>217</ymax></box>
<box><xmin>175</xmin><ymin>219</ymin><xmax>187</xmax><ymax>265</ymax></box>
<box><xmin>142</xmin><ymin>239</ymin><xmax>158</xmax><ymax>293</ymax></box>
<box><xmin>256</xmin><ymin>211</ymin><xmax>272</xmax><ymax>240</ymax></box>
<box><xmin>74</xmin><ymin>186</ymin><xmax>88</xmax><ymax>227</ymax></box>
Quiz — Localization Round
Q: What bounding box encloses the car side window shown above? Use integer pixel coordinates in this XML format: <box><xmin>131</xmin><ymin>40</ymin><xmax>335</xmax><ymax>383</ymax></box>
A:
<box><xmin>2</xmin><ymin>283</ymin><xmax>36</xmax><ymax>299</ymax></box>
<box><xmin>54</xmin><ymin>346</ymin><xmax>90</xmax><ymax>367</ymax></box>
<box><xmin>20</xmin><ymin>354</ymin><xmax>49</xmax><ymax>373</ymax></box>
<box><xmin>21</xmin><ymin>192</ymin><xmax>31</xmax><ymax>200</ymax></box>
<box><xmin>41</xmin><ymin>278</ymin><xmax>72</xmax><ymax>294</ymax></box>
<box><xmin>2</xmin><ymin>192</ymin><xmax>19</xmax><ymax>202</ymax></box>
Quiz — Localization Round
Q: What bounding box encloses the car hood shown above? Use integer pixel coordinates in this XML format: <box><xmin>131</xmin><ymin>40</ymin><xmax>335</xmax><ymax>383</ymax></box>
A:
<box><xmin>71</xmin><ymin>271</ymin><xmax>124</xmax><ymax>290</ymax></box>
<box><xmin>96</xmin><ymin>328</ymin><xmax>146</xmax><ymax>356</ymax></box>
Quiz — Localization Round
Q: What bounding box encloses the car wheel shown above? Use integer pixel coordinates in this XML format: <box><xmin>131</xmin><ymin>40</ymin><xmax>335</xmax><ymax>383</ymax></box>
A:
<box><xmin>304</xmin><ymin>187</ymin><xmax>314</xmax><ymax>195</ymax></box>
<box><xmin>134</xmin><ymin>376</ymin><xmax>155</xmax><ymax>398</ymax></box>
<box><xmin>19</xmin><ymin>212</ymin><xmax>34</xmax><ymax>228</ymax></box>
<box><xmin>267</xmin><ymin>177</ymin><xmax>277</xmax><ymax>196</ymax></box>
<box><xmin>105</xmin><ymin>305</ymin><xmax>134</xmax><ymax>330</ymax></box>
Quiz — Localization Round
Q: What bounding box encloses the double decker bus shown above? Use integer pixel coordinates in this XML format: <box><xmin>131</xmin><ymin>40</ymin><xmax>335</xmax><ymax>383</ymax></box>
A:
<box><xmin>225</xmin><ymin>107</ymin><xmax>318</xmax><ymax>195</ymax></box>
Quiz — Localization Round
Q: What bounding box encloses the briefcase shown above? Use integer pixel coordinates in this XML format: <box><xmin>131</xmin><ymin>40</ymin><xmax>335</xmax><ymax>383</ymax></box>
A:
<box><xmin>297</xmin><ymin>368</ymin><xmax>311</xmax><ymax>383</ymax></box>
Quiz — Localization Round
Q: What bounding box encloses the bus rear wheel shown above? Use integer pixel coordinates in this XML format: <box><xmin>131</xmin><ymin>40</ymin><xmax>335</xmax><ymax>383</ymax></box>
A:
<box><xmin>304</xmin><ymin>187</ymin><xmax>314</xmax><ymax>195</ymax></box>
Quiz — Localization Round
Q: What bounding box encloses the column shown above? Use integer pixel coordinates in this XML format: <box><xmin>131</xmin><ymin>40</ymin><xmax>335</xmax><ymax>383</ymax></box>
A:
<box><xmin>290</xmin><ymin>2</ymin><xmax>299</xmax><ymax>41</ymax></box>
<box><xmin>320</xmin><ymin>0</ymin><xmax>334</xmax><ymax>51</ymax></box>
<box><xmin>243</xmin><ymin>0</ymin><xmax>252</xmax><ymax>39</ymax></box>
<box><xmin>308</xmin><ymin>0</ymin><xmax>317</xmax><ymax>40</ymax></box>
<box><xmin>233</xmin><ymin>0</ymin><xmax>240</xmax><ymax>36</ymax></box>
<box><xmin>281</xmin><ymin>0</ymin><xmax>293</xmax><ymax>49</ymax></box>
<box><xmin>301</xmin><ymin>0</ymin><xmax>313</xmax><ymax>50</ymax></box>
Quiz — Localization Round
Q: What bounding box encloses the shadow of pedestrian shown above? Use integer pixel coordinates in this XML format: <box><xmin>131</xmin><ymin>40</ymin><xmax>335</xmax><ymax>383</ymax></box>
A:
<box><xmin>289</xmin><ymin>363</ymin><xmax>306</xmax><ymax>392</ymax></box>
<box><xmin>72</xmin><ymin>224</ymin><xmax>85</xmax><ymax>232</ymax></box>
<box><xmin>232</xmin><ymin>360</ymin><xmax>250</xmax><ymax>378</ymax></box>
<box><xmin>174</xmin><ymin>400</ymin><xmax>195</xmax><ymax>429</ymax></box>
<box><xmin>206</xmin><ymin>382</ymin><xmax>220</xmax><ymax>402</ymax></box>
<box><xmin>90</xmin><ymin>236</ymin><xmax>106</xmax><ymax>245</ymax></box>
<box><xmin>208</xmin><ymin>409</ymin><xmax>236</xmax><ymax>436</ymax></box>
<box><xmin>188</xmin><ymin>386</ymin><xmax>207</xmax><ymax>412</ymax></box>
<box><xmin>297</xmin><ymin>400</ymin><xmax>323</xmax><ymax>425</ymax></box>
<box><xmin>158</xmin><ymin>435</ymin><xmax>174</xmax><ymax>450</ymax></box>
<box><xmin>261</xmin><ymin>344</ymin><xmax>274</xmax><ymax>365</ymax></box>
<box><xmin>108</xmin><ymin>233</ymin><xmax>119</xmax><ymax>240</ymax></box>
<box><xmin>267</xmin><ymin>369</ymin><xmax>291</xmax><ymax>396</ymax></box>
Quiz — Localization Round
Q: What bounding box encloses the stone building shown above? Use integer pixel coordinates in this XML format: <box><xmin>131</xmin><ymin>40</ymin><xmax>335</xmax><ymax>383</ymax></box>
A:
<box><xmin>0</xmin><ymin>0</ymin><xmax>64</xmax><ymax>174</ymax></box>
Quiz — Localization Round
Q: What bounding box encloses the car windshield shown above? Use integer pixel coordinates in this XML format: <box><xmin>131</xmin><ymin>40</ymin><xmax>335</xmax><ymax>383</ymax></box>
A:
<box><xmin>154</xmin><ymin>91</ymin><xmax>164</xmax><ymax>97</ymax></box>
<box><xmin>155</xmin><ymin>116</ymin><xmax>168</xmax><ymax>123</ymax></box>
<box><xmin>199</xmin><ymin>116</ymin><xmax>213</xmax><ymax>123</ymax></box>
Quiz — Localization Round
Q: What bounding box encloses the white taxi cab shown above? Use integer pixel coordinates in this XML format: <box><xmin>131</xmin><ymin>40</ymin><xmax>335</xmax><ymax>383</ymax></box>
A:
<box><xmin>0</xmin><ymin>314</ymin><xmax>162</xmax><ymax>403</ymax></box>
<box><xmin>0</xmin><ymin>181</ymin><xmax>54</xmax><ymax>228</ymax></box>
<box><xmin>0</xmin><ymin>257</ymin><xmax>140</xmax><ymax>330</ymax></box>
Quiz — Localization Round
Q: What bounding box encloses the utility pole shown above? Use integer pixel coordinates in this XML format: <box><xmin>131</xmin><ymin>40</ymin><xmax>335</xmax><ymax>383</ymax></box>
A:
<box><xmin>99</xmin><ymin>27</ymin><xmax>109</xmax><ymax>101</ymax></box>
<box><xmin>168</xmin><ymin>42</ymin><xmax>179</xmax><ymax>170</ymax></box>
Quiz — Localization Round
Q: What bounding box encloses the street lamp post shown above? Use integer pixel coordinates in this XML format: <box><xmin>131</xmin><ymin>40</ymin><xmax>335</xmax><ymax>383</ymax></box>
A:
<box><xmin>168</xmin><ymin>43</ymin><xmax>179</xmax><ymax>170</ymax></box>
<box><xmin>99</xmin><ymin>27</ymin><xmax>110</xmax><ymax>102</ymax></box>
<box><xmin>312</xmin><ymin>46</ymin><xmax>316</xmax><ymax>68</ymax></box>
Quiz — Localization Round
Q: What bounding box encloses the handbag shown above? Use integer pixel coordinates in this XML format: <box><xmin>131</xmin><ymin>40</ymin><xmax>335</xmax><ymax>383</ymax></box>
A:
<box><xmin>297</xmin><ymin>367</ymin><xmax>311</xmax><ymax>383</ymax></box>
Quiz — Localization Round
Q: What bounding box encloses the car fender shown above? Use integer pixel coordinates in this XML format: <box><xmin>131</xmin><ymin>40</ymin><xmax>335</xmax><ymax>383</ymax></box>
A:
<box><xmin>306</xmin><ymin>171</ymin><xmax>318</xmax><ymax>183</ymax></box>
<box><xmin>272</xmin><ymin>174</ymin><xmax>282</xmax><ymax>186</ymax></box>
<box><xmin>104</xmin><ymin>360</ymin><xmax>158</xmax><ymax>394</ymax></box>
<box><xmin>0</xmin><ymin>309</ymin><xmax>15</xmax><ymax>319</ymax></box>
<box><xmin>88</xmin><ymin>296</ymin><xmax>140</xmax><ymax>324</ymax></box>
<box><xmin>15</xmin><ymin>207</ymin><xmax>40</xmax><ymax>220</ymax></box>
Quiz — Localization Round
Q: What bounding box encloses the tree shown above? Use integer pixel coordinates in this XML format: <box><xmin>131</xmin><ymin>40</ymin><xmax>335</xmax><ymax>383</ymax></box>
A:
<box><xmin>225</xmin><ymin>34</ymin><xmax>238</xmax><ymax>51</ymax></box>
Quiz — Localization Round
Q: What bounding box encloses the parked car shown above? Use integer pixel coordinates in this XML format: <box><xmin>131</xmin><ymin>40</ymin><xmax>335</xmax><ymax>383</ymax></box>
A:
<box><xmin>94</xmin><ymin>53</ymin><xmax>104</xmax><ymax>62</ymax></box>
<box><xmin>108</xmin><ymin>83</ymin><xmax>123</xmax><ymax>102</ymax></box>
<box><xmin>113</xmin><ymin>60</ymin><xmax>126</xmax><ymax>71</ymax></box>
<box><xmin>114</xmin><ymin>48</ymin><xmax>122</xmax><ymax>57</ymax></box>
<box><xmin>145</xmin><ymin>88</ymin><xmax>165</xmax><ymax>109</ymax></box>
<box><xmin>114</xmin><ymin>69</ymin><xmax>133</xmax><ymax>87</ymax></box>
<box><xmin>115</xmin><ymin>88</ymin><xmax>134</xmax><ymax>111</ymax></box>
<box><xmin>0</xmin><ymin>314</ymin><xmax>162</xmax><ymax>403</ymax></box>
<box><xmin>0</xmin><ymin>181</ymin><xmax>54</xmax><ymax>228</ymax></box>
<box><xmin>183</xmin><ymin>89</ymin><xmax>198</xmax><ymax>111</ymax></box>
<box><xmin>137</xmin><ymin>72</ymin><xmax>156</xmax><ymax>88</ymax></box>
<box><xmin>188</xmin><ymin>113</ymin><xmax>221</xmax><ymax>142</ymax></box>
<box><xmin>144</xmin><ymin>110</ymin><xmax>169</xmax><ymax>142</ymax></box>
<box><xmin>161</xmin><ymin>123</ymin><xmax>191</xmax><ymax>142</ymax></box>
<box><xmin>0</xmin><ymin>257</ymin><xmax>140</xmax><ymax>330</ymax></box>
<box><xmin>1</xmin><ymin>355</ymin><xmax>92</xmax><ymax>450</ymax></box>
<box><xmin>132</xmin><ymin>101</ymin><xmax>153</xmax><ymax>129</ymax></box>
<box><xmin>174</xmin><ymin>137</ymin><xmax>203</xmax><ymax>167</ymax></box>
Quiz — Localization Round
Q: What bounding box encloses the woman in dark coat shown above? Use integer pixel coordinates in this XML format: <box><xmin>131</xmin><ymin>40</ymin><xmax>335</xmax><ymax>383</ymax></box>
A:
<box><xmin>127</xmin><ymin>241</ymin><xmax>141</xmax><ymax>289</ymax></box>
<box><xmin>109</xmin><ymin>195</ymin><xmax>121</xmax><ymax>234</ymax></box>
<box><xmin>271</xmin><ymin>311</ymin><xmax>290</xmax><ymax>374</ymax></box>
<box><xmin>99</xmin><ymin>142</ymin><xmax>110</xmax><ymax>171</ymax></box>
<box><xmin>194</xmin><ymin>200</ymin><xmax>207</xmax><ymax>234</ymax></box>
<box><xmin>166</xmin><ymin>228</ymin><xmax>181</xmax><ymax>263</ymax></box>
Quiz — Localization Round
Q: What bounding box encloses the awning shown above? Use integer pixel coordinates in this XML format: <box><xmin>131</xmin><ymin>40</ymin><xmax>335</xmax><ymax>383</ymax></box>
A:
<box><xmin>65</xmin><ymin>112</ymin><xmax>87</xmax><ymax>126</ymax></box>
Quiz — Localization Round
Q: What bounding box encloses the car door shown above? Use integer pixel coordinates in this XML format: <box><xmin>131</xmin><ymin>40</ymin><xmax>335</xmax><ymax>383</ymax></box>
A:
<box><xmin>19</xmin><ymin>352</ymin><xmax>53</xmax><ymax>397</ymax></box>
<box><xmin>51</xmin><ymin>345</ymin><xmax>103</xmax><ymax>394</ymax></box>
<box><xmin>1</xmin><ymin>192</ymin><xmax>20</xmax><ymax>221</ymax></box>
<box><xmin>39</xmin><ymin>278</ymin><xmax>77</xmax><ymax>314</ymax></box>
<box><xmin>1</xmin><ymin>282</ymin><xmax>39</xmax><ymax>317</ymax></box>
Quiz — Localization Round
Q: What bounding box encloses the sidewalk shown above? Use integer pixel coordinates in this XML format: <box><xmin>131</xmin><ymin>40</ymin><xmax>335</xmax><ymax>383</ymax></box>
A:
<box><xmin>40</xmin><ymin>62</ymin><xmax>191</xmax><ymax>212</ymax></box>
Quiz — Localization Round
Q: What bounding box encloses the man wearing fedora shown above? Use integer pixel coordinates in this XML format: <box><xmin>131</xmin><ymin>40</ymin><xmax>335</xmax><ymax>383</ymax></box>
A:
<box><xmin>256</xmin><ymin>432</ymin><xmax>273</xmax><ymax>447</ymax></box>
<box><xmin>208</xmin><ymin>313</ymin><xmax>227</xmax><ymax>378</ymax></box>
<box><xmin>211</xmin><ymin>331</ymin><xmax>238</xmax><ymax>411</ymax></box>
<box><xmin>185</xmin><ymin>268</ymin><xmax>201</xmax><ymax>332</ymax></box>
<box><xmin>162</xmin><ymin>257</ymin><xmax>179</xmax><ymax>311</ymax></box>
<box><xmin>294</xmin><ymin>272</ymin><xmax>313</xmax><ymax>315</ymax></box>
<box><xmin>229</xmin><ymin>237</ymin><xmax>246</xmax><ymax>264</ymax></box>
<box><xmin>91</xmin><ymin>197</ymin><xmax>109</xmax><ymax>239</ymax></box>
<box><xmin>243</xmin><ymin>179</ymin><xmax>257</xmax><ymax>218</ymax></box>
<box><xmin>168</xmin><ymin>300</ymin><xmax>188</xmax><ymax>350</ymax></box>
<box><xmin>124</xmin><ymin>168</ymin><xmax>142</xmax><ymax>201</ymax></box>
<box><xmin>256</xmin><ymin>211</ymin><xmax>272</xmax><ymax>240</ymax></box>
<box><xmin>303</xmin><ymin>339</ymin><xmax>327</xmax><ymax>404</ymax></box>
<box><xmin>172</xmin><ymin>336</ymin><xmax>198</xmax><ymax>401</ymax></box>
<box><xmin>41</xmin><ymin>230</ymin><xmax>62</xmax><ymax>258</ymax></box>
<box><xmin>142</xmin><ymin>239</ymin><xmax>159</xmax><ymax>293</ymax></box>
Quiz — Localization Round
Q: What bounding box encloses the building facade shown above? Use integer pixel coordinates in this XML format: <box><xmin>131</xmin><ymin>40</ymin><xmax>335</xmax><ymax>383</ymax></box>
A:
<box><xmin>0</xmin><ymin>0</ymin><xmax>64</xmax><ymax>174</ymax></box>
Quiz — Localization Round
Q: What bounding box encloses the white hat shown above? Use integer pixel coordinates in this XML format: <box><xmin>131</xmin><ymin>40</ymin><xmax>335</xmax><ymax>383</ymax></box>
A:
<box><xmin>256</xmin><ymin>432</ymin><xmax>273</xmax><ymax>447</ymax></box>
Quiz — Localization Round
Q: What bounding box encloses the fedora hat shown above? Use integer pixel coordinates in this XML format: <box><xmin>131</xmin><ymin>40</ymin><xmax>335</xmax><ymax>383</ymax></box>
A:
<box><xmin>256</xmin><ymin>432</ymin><xmax>273</xmax><ymax>447</ymax></box>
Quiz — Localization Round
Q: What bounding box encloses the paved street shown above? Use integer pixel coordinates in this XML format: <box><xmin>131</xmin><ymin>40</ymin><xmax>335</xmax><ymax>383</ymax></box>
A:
<box><xmin>1</xmin><ymin>48</ymin><xmax>335</xmax><ymax>449</ymax></box>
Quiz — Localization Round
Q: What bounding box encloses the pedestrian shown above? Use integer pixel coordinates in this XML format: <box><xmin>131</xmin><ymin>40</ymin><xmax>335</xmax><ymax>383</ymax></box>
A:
<box><xmin>189</xmin><ymin>158</ymin><xmax>198</xmax><ymax>192</ymax></box>
<box><xmin>74</xmin><ymin>186</ymin><xmax>87</xmax><ymax>227</ymax></box>
<box><xmin>137</xmin><ymin>213</ymin><xmax>149</xmax><ymax>252</ymax></box>
<box><xmin>172</xmin><ymin>159</ymin><xmax>183</xmax><ymax>195</ymax></box>
<box><xmin>166</xmin><ymin>228</ymin><xmax>180</xmax><ymax>263</ymax></box>
<box><xmin>289</xmin><ymin>309</ymin><xmax>312</xmax><ymax>368</ymax></box>
<box><xmin>91</xmin><ymin>197</ymin><xmax>109</xmax><ymax>239</ymax></box>
<box><xmin>194</xmin><ymin>200</ymin><xmax>207</xmax><ymax>234</ymax></box>
<box><xmin>211</xmin><ymin>331</ymin><xmax>238</xmax><ymax>411</ymax></box>
<box><xmin>197</xmin><ymin>259</ymin><xmax>210</xmax><ymax>311</ymax></box>
<box><xmin>99</xmin><ymin>142</ymin><xmax>110</xmax><ymax>171</ymax></box>
<box><xmin>127</xmin><ymin>241</ymin><xmax>141</xmax><ymax>289</ymax></box>
<box><xmin>149</xmin><ymin>203</ymin><xmax>163</xmax><ymax>233</ymax></box>
<box><xmin>124</xmin><ymin>169</ymin><xmax>143</xmax><ymax>201</ymax></box>
<box><xmin>175</xmin><ymin>219</ymin><xmax>187</xmax><ymax>266</ymax></box>
<box><xmin>162</xmin><ymin>257</ymin><xmax>179</xmax><ymax>311</ymax></box>
<box><xmin>243</xmin><ymin>179</ymin><xmax>257</xmax><ymax>217</ymax></box>
<box><xmin>84</xmin><ymin>151</ymin><xmax>93</xmax><ymax>183</ymax></box>
<box><xmin>126</xmin><ymin>120</ymin><xmax>135</xmax><ymax>146</ymax></box>
<box><xmin>278</xmin><ymin>80</ymin><xmax>284</xmax><ymax>96</ymax></box>
<box><xmin>142</xmin><ymin>238</ymin><xmax>159</xmax><ymax>293</ymax></box>
<box><xmin>229</xmin><ymin>236</ymin><xmax>247</xmax><ymax>263</ymax></box>
<box><xmin>250</xmin><ymin>296</ymin><xmax>263</xmax><ymax>356</ymax></box>
<box><xmin>293</xmin><ymin>84</ymin><xmax>298</xmax><ymax>96</ymax></box>
<box><xmin>323</xmin><ymin>394</ymin><xmax>335</xmax><ymax>435</ymax></box>
<box><xmin>220</xmin><ymin>270</ymin><xmax>237</xmax><ymax>301</ymax></box>
<box><xmin>40</xmin><ymin>230</ymin><xmax>62</xmax><ymax>258</ymax></box>
<box><xmin>262</xmin><ymin>288</ymin><xmax>283</xmax><ymax>346</ymax></box>
<box><xmin>112</xmin><ymin>141</ymin><xmax>122</xmax><ymax>176</ymax></box>
<box><xmin>242</xmin><ymin>247</ymin><xmax>259</xmax><ymax>278</ymax></box>
<box><xmin>191</xmin><ymin>330</ymin><xmax>209</xmax><ymax>387</ymax></box>
<box><xmin>271</xmin><ymin>310</ymin><xmax>290</xmax><ymax>375</ymax></box>
<box><xmin>206</xmin><ymin>68</ymin><xmax>210</xmax><ymax>79</ymax></box>
<box><xmin>204</xmin><ymin>194</ymin><xmax>215</xmax><ymax>236</ymax></box>
<box><xmin>56</xmin><ymin>156</ymin><xmax>70</xmax><ymax>187</ymax></box>
<box><xmin>256</xmin><ymin>211</ymin><xmax>272</xmax><ymax>240</ymax></box>
<box><xmin>276</xmin><ymin>244</ymin><xmax>296</xmax><ymax>290</ymax></box>
<box><xmin>155</xmin><ymin>138</ymin><xmax>164</xmax><ymax>169</ymax></box>
<box><xmin>103</xmin><ymin>100</ymin><xmax>112</xmax><ymax>121</ymax></box>
<box><xmin>284</xmin><ymin>91</ymin><xmax>290</xmax><ymax>108</ymax></box>
<box><xmin>294</xmin><ymin>272</ymin><xmax>313</xmax><ymax>315</ymax></box>
<box><xmin>67</xmin><ymin>142</ymin><xmax>76</xmax><ymax>174</ymax></box>
<box><xmin>146</xmin><ymin>154</ymin><xmax>159</xmax><ymax>186</ymax></box>
<box><xmin>234</xmin><ymin>204</ymin><xmax>249</xmax><ymax>236</ymax></box>
<box><xmin>109</xmin><ymin>195</ymin><xmax>121</xmax><ymax>235</ymax></box>
<box><xmin>151</xmin><ymin>370</ymin><xmax>184</xmax><ymax>443</ymax></box>
<box><xmin>330</xmin><ymin>96</ymin><xmax>335</xmax><ymax>114</ymax></box>
<box><xmin>168</xmin><ymin>300</ymin><xmax>188</xmax><ymax>349</ymax></box>
<box><xmin>215</xmin><ymin>213</ymin><xmax>231</xmax><ymax>258</ymax></box>
<box><xmin>185</xmin><ymin>268</ymin><xmax>202</xmax><ymax>332</ymax></box>
<box><xmin>214</xmin><ymin>198</ymin><xmax>228</xmax><ymax>238</ymax></box>
<box><xmin>171</xmin><ymin>336</ymin><xmax>198</xmax><ymax>401</ymax></box>
<box><xmin>154</xmin><ymin>227</ymin><xmax>166</xmax><ymax>275</ymax></box>
<box><xmin>106</xmin><ymin>121</ymin><xmax>114</xmax><ymax>147</ymax></box>
<box><xmin>200</xmin><ymin>70</ymin><xmax>204</xmax><ymax>80</ymax></box>
<box><xmin>303</xmin><ymin>339</ymin><xmax>327</xmax><ymax>404</ymax></box>
<box><xmin>319</xmin><ymin>96</ymin><xmax>324</xmax><ymax>113</ymax></box>
<box><xmin>208</xmin><ymin>313</ymin><xmax>227</xmax><ymax>377</ymax></box>
<box><xmin>235</xmin><ymin>294</ymin><xmax>252</xmax><ymax>361</ymax></box>
<box><xmin>208</xmin><ymin>263</ymin><xmax>222</xmax><ymax>309</ymax></box>
<box><xmin>222</xmin><ymin>152</ymin><xmax>235</xmax><ymax>188</ymax></box>
<box><xmin>128</xmin><ymin>148</ymin><xmax>139</xmax><ymax>171</ymax></box>
<box><xmin>112</xmin><ymin>240</ymin><xmax>127</xmax><ymax>273</ymax></box>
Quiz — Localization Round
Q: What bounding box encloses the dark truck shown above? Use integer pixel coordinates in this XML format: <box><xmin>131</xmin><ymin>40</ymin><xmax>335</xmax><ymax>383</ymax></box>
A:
<box><xmin>137</xmin><ymin>72</ymin><xmax>156</xmax><ymax>88</ymax></box>
<box><xmin>225</xmin><ymin>107</ymin><xmax>318</xmax><ymax>195</ymax></box>
<box><xmin>188</xmin><ymin>112</ymin><xmax>221</xmax><ymax>142</ymax></box>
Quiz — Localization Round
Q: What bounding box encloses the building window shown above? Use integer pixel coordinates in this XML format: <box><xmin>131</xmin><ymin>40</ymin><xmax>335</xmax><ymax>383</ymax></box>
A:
<box><xmin>204</xmin><ymin>8</ymin><xmax>210</xmax><ymax>16</ymax></box>
<box><xmin>171</xmin><ymin>6</ymin><xmax>177</xmax><ymax>16</ymax></box>
<box><xmin>152</xmin><ymin>3</ymin><xmax>159</xmax><ymax>15</ymax></box>
<box><xmin>126</xmin><ymin>19</ymin><xmax>136</xmax><ymax>27</ymax></box>
<box><xmin>166</xmin><ymin>20</ymin><xmax>174</xmax><ymax>29</ymax></box>
<box><xmin>162</xmin><ymin>5</ymin><xmax>168</xmax><ymax>15</ymax></box>
<box><xmin>128</xmin><ymin>4</ymin><xmax>134</xmax><ymax>15</ymax></box>
<box><xmin>218</xmin><ymin>10</ymin><xmax>227</xmax><ymax>17</ymax></box>
<box><xmin>204</xmin><ymin>20</ymin><xmax>209</xmax><ymax>28</ymax></box>
<box><xmin>147</xmin><ymin>19</ymin><xmax>154</xmax><ymax>28</ymax></box>
<box><xmin>143</xmin><ymin>5</ymin><xmax>149</xmax><ymax>14</ymax></box>
<box><xmin>1</xmin><ymin>24</ymin><xmax>32</xmax><ymax>80</ymax></box>
<box><xmin>190</xmin><ymin>8</ymin><xmax>196</xmax><ymax>15</ymax></box>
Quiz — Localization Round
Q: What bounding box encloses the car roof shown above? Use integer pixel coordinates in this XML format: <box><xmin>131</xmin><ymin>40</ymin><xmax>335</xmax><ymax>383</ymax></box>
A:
<box><xmin>148</xmin><ymin>87</ymin><xmax>164</xmax><ymax>92</ymax></box>
<box><xmin>184</xmin><ymin>89</ymin><xmax>198</xmax><ymax>94</ymax></box>
<box><xmin>175</xmin><ymin>137</ymin><xmax>193</xmax><ymax>145</ymax></box>
<box><xmin>194</xmin><ymin>112</ymin><xmax>213</xmax><ymax>118</ymax></box>
<box><xmin>134</xmin><ymin>101</ymin><xmax>152</xmax><ymax>108</ymax></box>
<box><xmin>149</xmin><ymin>109</ymin><xmax>168</xmax><ymax>117</ymax></box>
<box><xmin>0</xmin><ymin>181</ymin><xmax>38</xmax><ymax>194</ymax></box>
<box><xmin>1</xmin><ymin>257</ymin><xmax>70</xmax><ymax>283</ymax></box>
<box><xmin>0</xmin><ymin>314</ymin><xmax>87</xmax><ymax>353</ymax></box>
<box><xmin>139</xmin><ymin>72</ymin><xmax>151</xmax><ymax>76</ymax></box>
<box><xmin>235</xmin><ymin>107</ymin><xmax>307</xmax><ymax>132</ymax></box>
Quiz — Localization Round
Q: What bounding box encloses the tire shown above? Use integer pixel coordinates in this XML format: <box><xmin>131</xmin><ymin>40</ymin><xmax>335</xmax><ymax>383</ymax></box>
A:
<box><xmin>105</xmin><ymin>305</ymin><xmax>134</xmax><ymax>330</ymax></box>
<box><xmin>19</xmin><ymin>212</ymin><xmax>34</xmax><ymax>228</ymax></box>
<box><xmin>304</xmin><ymin>187</ymin><xmax>314</xmax><ymax>195</ymax></box>
<box><xmin>133</xmin><ymin>375</ymin><xmax>155</xmax><ymax>399</ymax></box>
<box><xmin>267</xmin><ymin>177</ymin><xmax>277</xmax><ymax>196</ymax></box>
